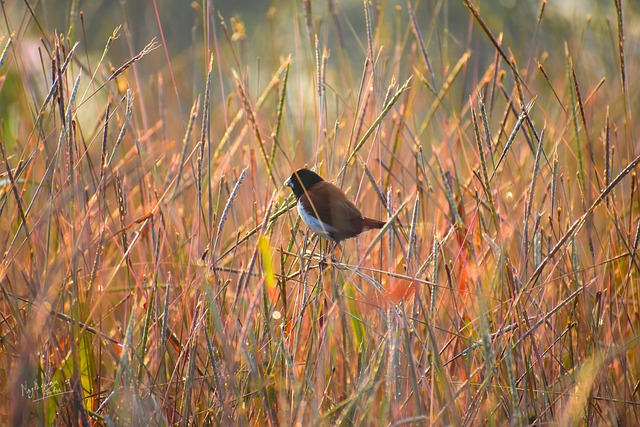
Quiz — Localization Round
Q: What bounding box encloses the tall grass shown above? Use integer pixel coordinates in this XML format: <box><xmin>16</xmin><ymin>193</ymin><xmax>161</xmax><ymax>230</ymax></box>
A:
<box><xmin>1</xmin><ymin>0</ymin><xmax>639</xmax><ymax>425</ymax></box>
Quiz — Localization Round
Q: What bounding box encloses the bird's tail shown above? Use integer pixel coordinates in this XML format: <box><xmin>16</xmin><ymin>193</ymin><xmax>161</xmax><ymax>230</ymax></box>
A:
<box><xmin>362</xmin><ymin>218</ymin><xmax>385</xmax><ymax>230</ymax></box>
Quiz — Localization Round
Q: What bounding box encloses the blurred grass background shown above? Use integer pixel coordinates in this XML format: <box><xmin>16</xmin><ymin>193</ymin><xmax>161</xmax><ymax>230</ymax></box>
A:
<box><xmin>1</xmin><ymin>0</ymin><xmax>640</xmax><ymax>425</ymax></box>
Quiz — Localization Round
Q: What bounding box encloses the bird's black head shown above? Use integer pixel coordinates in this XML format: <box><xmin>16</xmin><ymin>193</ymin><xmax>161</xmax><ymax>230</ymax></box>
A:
<box><xmin>285</xmin><ymin>168</ymin><xmax>325</xmax><ymax>198</ymax></box>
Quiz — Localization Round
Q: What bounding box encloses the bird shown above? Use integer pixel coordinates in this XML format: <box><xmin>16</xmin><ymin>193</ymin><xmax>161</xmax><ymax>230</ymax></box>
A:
<box><xmin>285</xmin><ymin>168</ymin><xmax>385</xmax><ymax>251</ymax></box>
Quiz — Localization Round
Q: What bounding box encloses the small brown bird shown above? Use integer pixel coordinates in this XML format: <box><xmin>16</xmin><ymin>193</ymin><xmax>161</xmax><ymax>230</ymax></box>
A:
<box><xmin>285</xmin><ymin>168</ymin><xmax>385</xmax><ymax>247</ymax></box>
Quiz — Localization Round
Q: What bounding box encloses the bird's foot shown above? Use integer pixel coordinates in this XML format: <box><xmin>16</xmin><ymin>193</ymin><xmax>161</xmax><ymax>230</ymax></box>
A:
<box><xmin>317</xmin><ymin>254</ymin><xmax>339</xmax><ymax>269</ymax></box>
<box><xmin>318</xmin><ymin>254</ymin><xmax>329</xmax><ymax>269</ymax></box>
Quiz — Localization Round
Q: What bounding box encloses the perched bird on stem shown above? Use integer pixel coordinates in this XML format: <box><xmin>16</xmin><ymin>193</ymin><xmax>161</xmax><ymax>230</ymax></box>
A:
<box><xmin>285</xmin><ymin>168</ymin><xmax>385</xmax><ymax>255</ymax></box>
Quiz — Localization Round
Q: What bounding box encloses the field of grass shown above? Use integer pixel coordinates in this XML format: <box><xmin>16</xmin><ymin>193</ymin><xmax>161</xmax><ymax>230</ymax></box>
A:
<box><xmin>1</xmin><ymin>0</ymin><xmax>640</xmax><ymax>425</ymax></box>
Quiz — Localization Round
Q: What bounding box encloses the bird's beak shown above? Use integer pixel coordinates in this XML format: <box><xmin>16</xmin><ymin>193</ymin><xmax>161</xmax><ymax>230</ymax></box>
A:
<box><xmin>284</xmin><ymin>177</ymin><xmax>293</xmax><ymax>188</ymax></box>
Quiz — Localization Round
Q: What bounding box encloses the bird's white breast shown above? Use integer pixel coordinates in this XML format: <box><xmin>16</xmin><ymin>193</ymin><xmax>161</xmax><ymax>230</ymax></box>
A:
<box><xmin>297</xmin><ymin>200</ymin><xmax>337</xmax><ymax>239</ymax></box>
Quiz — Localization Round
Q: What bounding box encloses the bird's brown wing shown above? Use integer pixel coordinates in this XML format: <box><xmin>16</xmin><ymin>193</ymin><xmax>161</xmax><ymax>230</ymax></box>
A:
<box><xmin>301</xmin><ymin>181</ymin><xmax>364</xmax><ymax>240</ymax></box>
